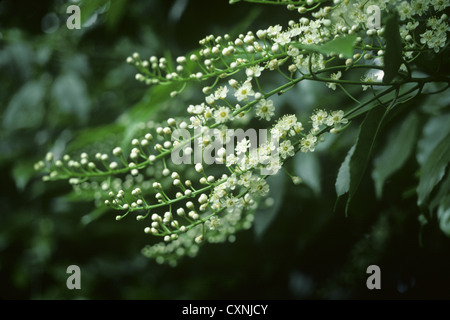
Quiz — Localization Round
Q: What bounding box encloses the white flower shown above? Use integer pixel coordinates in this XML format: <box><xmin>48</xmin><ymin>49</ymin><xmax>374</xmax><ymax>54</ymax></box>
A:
<box><xmin>214</xmin><ymin>106</ymin><xmax>233</xmax><ymax>124</ymax></box>
<box><xmin>279</xmin><ymin>140</ymin><xmax>295</xmax><ymax>159</ymax></box>
<box><xmin>267</xmin><ymin>24</ymin><xmax>282</xmax><ymax>37</ymax></box>
<box><xmin>245</xmin><ymin>64</ymin><xmax>264</xmax><ymax>79</ymax></box>
<box><xmin>361</xmin><ymin>73</ymin><xmax>379</xmax><ymax>91</ymax></box>
<box><xmin>203</xmin><ymin>106</ymin><xmax>214</xmax><ymax>120</ymax></box>
<box><xmin>420</xmin><ymin>29</ymin><xmax>446</xmax><ymax>52</ymax></box>
<box><xmin>237</xmin><ymin>155</ymin><xmax>252</xmax><ymax>171</ymax></box>
<box><xmin>257</xmin><ymin>148</ymin><xmax>270</xmax><ymax>166</ymax></box>
<box><xmin>192</xmin><ymin>103</ymin><xmax>205</xmax><ymax>115</ymax></box>
<box><xmin>205</xmin><ymin>93</ymin><xmax>216</xmax><ymax>105</ymax></box>
<box><xmin>223</xmin><ymin>195</ymin><xmax>241</xmax><ymax>213</ymax></box>
<box><xmin>326</xmin><ymin>110</ymin><xmax>348</xmax><ymax>128</ymax></box>
<box><xmin>213</xmin><ymin>125</ymin><xmax>229</xmax><ymax>144</ymax></box>
<box><xmin>214</xmin><ymin>86</ymin><xmax>229</xmax><ymax>100</ymax></box>
<box><xmin>287</xmin><ymin>46</ymin><xmax>300</xmax><ymax>57</ymax></box>
<box><xmin>235</xmin><ymin>138</ymin><xmax>251</xmax><ymax>155</ymax></box>
<box><xmin>289</xmin><ymin>121</ymin><xmax>303</xmax><ymax>136</ymax></box>
<box><xmin>274</xmin><ymin>31</ymin><xmax>291</xmax><ymax>45</ymax></box>
<box><xmin>289</xmin><ymin>26</ymin><xmax>302</xmax><ymax>38</ymax></box>
<box><xmin>326</xmin><ymin>71</ymin><xmax>342</xmax><ymax>90</ymax></box>
<box><xmin>432</xmin><ymin>0</ymin><xmax>449</xmax><ymax>11</ymax></box>
<box><xmin>302</xmin><ymin>32</ymin><xmax>320</xmax><ymax>45</ymax></box>
<box><xmin>283</xmin><ymin>115</ymin><xmax>298</xmax><ymax>129</ymax></box>
<box><xmin>211</xmin><ymin>185</ymin><xmax>227</xmax><ymax>205</ymax></box>
<box><xmin>405</xmin><ymin>21</ymin><xmax>419</xmax><ymax>31</ymax></box>
<box><xmin>398</xmin><ymin>1</ymin><xmax>413</xmax><ymax>21</ymax></box>
<box><xmin>224</xmin><ymin>173</ymin><xmax>238</xmax><ymax>190</ymax></box>
<box><xmin>311</xmin><ymin>109</ymin><xmax>328</xmax><ymax>129</ymax></box>
<box><xmin>248</xmin><ymin>149</ymin><xmax>260</xmax><ymax>168</ymax></box>
<box><xmin>250</xmin><ymin>178</ymin><xmax>270</xmax><ymax>197</ymax></box>
<box><xmin>234</xmin><ymin>81</ymin><xmax>255</xmax><ymax>102</ymax></box>
<box><xmin>189</xmin><ymin>116</ymin><xmax>202</xmax><ymax>129</ymax></box>
<box><xmin>226</xmin><ymin>154</ymin><xmax>238</xmax><ymax>167</ymax></box>
<box><xmin>238</xmin><ymin>171</ymin><xmax>253</xmax><ymax>188</ymax></box>
<box><xmin>255</xmin><ymin>99</ymin><xmax>275</xmax><ymax>121</ymax></box>
<box><xmin>197</xmin><ymin>133</ymin><xmax>212</xmax><ymax>149</ymax></box>
<box><xmin>270</xmin><ymin>127</ymin><xmax>283</xmax><ymax>140</ymax></box>
<box><xmin>277</xmin><ymin>114</ymin><xmax>299</xmax><ymax>134</ymax></box>
<box><xmin>411</xmin><ymin>0</ymin><xmax>429</xmax><ymax>16</ymax></box>
<box><xmin>300</xmin><ymin>134</ymin><xmax>317</xmax><ymax>153</ymax></box>
<box><xmin>427</xmin><ymin>17</ymin><xmax>440</xmax><ymax>30</ymax></box>
<box><xmin>206</xmin><ymin>216</ymin><xmax>221</xmax><ymax>231</ymax></box>
<box><xmin>259</xmin><ymin>140</ymin><xmax>276</xmax><ymax>157</ymax></box>
<box><xmin>266</xmin><ymin>156</ymin><xmax>282</xmax><ymax>175</ymax></box>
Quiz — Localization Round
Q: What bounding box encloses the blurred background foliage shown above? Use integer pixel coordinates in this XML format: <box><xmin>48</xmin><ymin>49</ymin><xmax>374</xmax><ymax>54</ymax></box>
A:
<box><xmin>1</xmin><ymin>0</ymin><xmax>449</xmax><ymax>300</ymax></box>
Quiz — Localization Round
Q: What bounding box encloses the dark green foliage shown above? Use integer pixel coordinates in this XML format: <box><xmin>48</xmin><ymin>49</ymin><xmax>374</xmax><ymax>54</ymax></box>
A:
<box><xmin>1</xmin><ymin>0</ymin><xmax>449</xmax><ymax>300</ymax></box>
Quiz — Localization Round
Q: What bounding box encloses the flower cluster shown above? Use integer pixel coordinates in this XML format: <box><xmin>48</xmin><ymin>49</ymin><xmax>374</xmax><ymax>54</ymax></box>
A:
<box><xmin>36</xmin><ymin>0</ymin><xmax>448</xmax><ymax>265</ymax></box>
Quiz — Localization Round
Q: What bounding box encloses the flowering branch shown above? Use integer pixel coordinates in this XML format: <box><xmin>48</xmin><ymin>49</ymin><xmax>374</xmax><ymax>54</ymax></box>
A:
<box><xmin>36</xmin><ymin>0</ymin><xmax>450</xmax><ymax>266</ymax></box>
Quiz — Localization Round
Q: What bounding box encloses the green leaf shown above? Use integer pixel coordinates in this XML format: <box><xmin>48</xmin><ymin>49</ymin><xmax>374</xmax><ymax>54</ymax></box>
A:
<box><xmin>335</xmin><ymin>144</ymin><xmax>355</xmax><ymax>197</ymax></box>
<box><xmin>430</xmin><ymin>172</ymin><xmax>450</xmax><ymax>212</ymax></box>
<box><xmin>372</xmin><ymin>112</ymin><xmax>419</xmax><ymax>198</ymax></box>
<box><xmin>3</xmin><ymin>81</ymin><xmax>45</xmax><ymax>130</ymax></box>
<box><xmin>421</xmin><ymin>84</ymin><xmax>450</xmax><ymax>113</ymax></box>
<box><xmin>51</xmin><ymin>72</ymin><xmax>90</xmax><ymax>123</ymax></box>
<box><xmin>292</xmin><ymin>34</ymin><xmax>358</xmax><ymax>59</ymax></box>
<box><xmin>12</xmin><ymin>160</ymin><xmax>37</xmax><ymax>191</ymax></box>
<box><xmin>65</xmin><ymin>123</ymin><xmax>124</xmax><ymax>154</ymax></box>
<box><xmin>417</xmin><ymin>131</ymin><xmax>450</xmax><ymax>206</ymax></box>
<box><xmin>79</xmin><ymin>0</ymin><xmax>109</xmax><ymax>25</ymax></box>
<box><xmin>382</xmin><ymin>13</ymin><xmax>403</xmax><ymax>83</ymax></box>
<box><xmin>347</xmin><ymin>106</ymin><xmax>387</xmax><ymax>214</ymax></box>
<box><xmin>295</xmin><ymin>151</ymin><xmax>321</xmax><ymax>196</ymax></box>
<box><xmin>105</xmin><ymin>0</ymin><xmax>128</xmax><ymax>29</ymax></box>
<box><xmin>416</xmin><ymin>113</ymin><xmax>450</xmax><ymax>166</ymax></box>
<box><xmin>254</xmin><ymin>171</ymin><xmax>285</xmax><ymax>240</ymax></box>
<box><xmin>437</xmin><ymin>198</ymin><xmax>450</xmax><ymax>237</ymax></box>
<box><xmin>118</xmin><ymin>82</ymin><xmax>180</xmax><ymax>153</ymax></box>
<box><xmin>81</xmin><ymin>206</ymin><xmax>110</xmax><ymax>226</ymax></box>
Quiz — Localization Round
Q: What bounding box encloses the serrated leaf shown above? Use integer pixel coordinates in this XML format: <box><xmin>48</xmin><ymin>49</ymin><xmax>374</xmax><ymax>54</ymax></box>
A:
<box><xmin>292</xmin><ymin>34</ymin><xmax>358</xmax><ymax>59</ymax></box>
<box><xmin>335</xmin><ymin>144</ymin><xmax>355</xmax><ymax>197</ymax></box>
<box><xmin>417</xmin><ymin>131</ymin><xmax>450</xmax><ymax>206</ymax></box>
<box><xmin>383</xmin><ymin>13</ymin><xmax>403</xmax><ymax>83</ymax></box>
<box><xmin>295</xmin><ymin>151</ymin><xmax>321</xmax><ymax>196</ymax></box>
<box><xmin>372</xmin><ymin>112</ymin><xmax>419</xmax><ymax>198</ymax></box>
<box><xmin>347</xmin><ymin>106</ymin><xmax>387</xmax><ymax>214</ymax></box>
<box><xmin>254</xmin><ymin>171</ymin><xmax>285</xmax><ymax>240</ymax></box>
